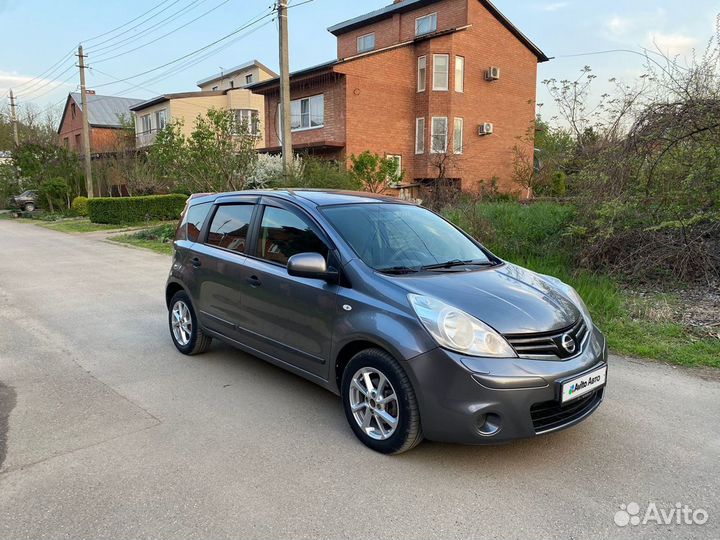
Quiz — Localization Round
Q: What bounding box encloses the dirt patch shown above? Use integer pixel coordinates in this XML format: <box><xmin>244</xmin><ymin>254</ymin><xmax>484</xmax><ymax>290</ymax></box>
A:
<box><xmin>0</xmin><ymin>381</ymin><xmax>17</xmax><ymax>469</ymax></box>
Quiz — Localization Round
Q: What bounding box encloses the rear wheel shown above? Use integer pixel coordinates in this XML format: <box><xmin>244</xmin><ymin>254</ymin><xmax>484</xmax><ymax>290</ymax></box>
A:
<box><xmin>341</xmin><ymin>348</ymin><xmax>423</xmax><ymax>454</ymax></box>
<box><xmin>24</xmin><ymin>202</ymin><xmax>35</xmax><ymax>212</ymax></box>
<box><xmin>168</xmin><ymin>291</ymin><xmax>211</xmax><ymax>355</ymax></box>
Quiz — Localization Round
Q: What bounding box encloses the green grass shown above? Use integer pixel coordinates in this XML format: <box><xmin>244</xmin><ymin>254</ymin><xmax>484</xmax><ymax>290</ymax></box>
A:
<box><xmin>110</xmin><ymin>224</ymin><xmax>176</xmax><ymax>255</ymax></box>
<box><xmin>445</xmin><ymin>201</ymin><xmax>720</xmax><ymax>369</ymax></box>
<box><xmin>37</xmin><ymin>218</ymin><xmax>127</xmax><ymax>233</ymax></box>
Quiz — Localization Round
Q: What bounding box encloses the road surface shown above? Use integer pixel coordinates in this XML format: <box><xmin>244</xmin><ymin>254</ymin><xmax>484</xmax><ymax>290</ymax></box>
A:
<box><xmin>0</xmin><ymin>220</ymin><xmax>718</xmax><ymax>539</ymax></box>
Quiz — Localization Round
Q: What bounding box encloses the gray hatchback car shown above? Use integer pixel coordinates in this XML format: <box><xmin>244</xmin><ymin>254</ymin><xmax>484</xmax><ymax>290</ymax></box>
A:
<box><xmin>166</xmin><ymin>190</ymin><xmax>608</xmax><ymax>454</ymax></box>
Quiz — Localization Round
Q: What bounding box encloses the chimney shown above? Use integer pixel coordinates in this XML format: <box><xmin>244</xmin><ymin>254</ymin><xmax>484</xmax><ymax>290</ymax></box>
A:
<box><xmin>393</xmin><ymin>0</ymin><xmax>404</xmax><ymax>3</ymax></box>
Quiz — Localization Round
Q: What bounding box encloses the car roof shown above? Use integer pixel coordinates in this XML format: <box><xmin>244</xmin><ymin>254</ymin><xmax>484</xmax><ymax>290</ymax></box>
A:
<box><xmin>190</xmin><ymin>189</ymin><xmax>414</xmax><ymax>208</ymax></box>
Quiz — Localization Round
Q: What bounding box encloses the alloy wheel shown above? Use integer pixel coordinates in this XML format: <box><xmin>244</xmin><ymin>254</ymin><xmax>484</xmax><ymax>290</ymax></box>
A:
<box><xmin>171</xmin><ymin>300</ymin><xmax>192</xmax><ymax>346</ymax></box>
<box><xmin>348</xmin><ymin>367</ymin><xmax>400</xmax><ymax>440</ymax></box>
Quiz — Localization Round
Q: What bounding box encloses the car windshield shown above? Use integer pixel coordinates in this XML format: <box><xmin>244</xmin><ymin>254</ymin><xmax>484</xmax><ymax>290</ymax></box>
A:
<box><xmin>19</xmin><ymin>190</ymin><xmax>34</xmax><ymax>197</ymax></box>
<box><xmin>321</xmin><ymin>203</ymin><xmax>492</xmax><ymax>272</ymax></box>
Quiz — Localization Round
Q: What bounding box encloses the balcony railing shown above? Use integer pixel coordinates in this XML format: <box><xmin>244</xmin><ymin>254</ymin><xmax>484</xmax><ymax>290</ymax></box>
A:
<box><xmin>136</xmin><ymin>129</ymin><xmax>159</xmax><ymax>148</ymax></box>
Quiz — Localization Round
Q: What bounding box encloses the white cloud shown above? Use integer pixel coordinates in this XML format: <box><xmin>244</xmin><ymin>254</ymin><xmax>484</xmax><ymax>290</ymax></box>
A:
<box><xmin>541</xmin><ymin>2</ymin><xmax>569</xmax><ymax>12</ymax></box>
<box><xmin>604</xmin><ymin>15</ymin><xmax>635</xmax><ymax>38</ymax></box>
<box><xmin>647</xmin><ymin>31</ymin><xmax>699</xmax><ymax>56</ymax></box>
<box><xmin>0</xmin><ymin>71</ymin><xmax>72</xmax><ymax>99</ymax></box>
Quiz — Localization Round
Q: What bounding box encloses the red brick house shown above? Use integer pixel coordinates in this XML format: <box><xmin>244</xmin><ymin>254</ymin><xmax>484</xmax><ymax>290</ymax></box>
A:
<box><xmin>252</xmin><ymin>0</ymin><xmax>548</xmax><ymax>192</ymax></box>
<box><xmin>57</xmin><ymin>92</ymin><xmax>143</xmax><ymax>154</ymax></box>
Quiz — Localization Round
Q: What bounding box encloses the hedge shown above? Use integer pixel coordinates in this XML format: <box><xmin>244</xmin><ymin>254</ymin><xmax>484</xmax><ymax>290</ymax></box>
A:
<box><xmin>71</xmin><ymin>196</ymin><xmax>89</xmax><ymax>217</ymax></box>
<box><xmin>88</xmin><ymin>194</ymin><xmax>187</xmax><ymax>225</ymax></box>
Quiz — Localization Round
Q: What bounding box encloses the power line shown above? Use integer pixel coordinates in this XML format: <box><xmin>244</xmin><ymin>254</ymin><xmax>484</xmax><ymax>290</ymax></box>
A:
<box><xmin>83</xmin><ymin>0</ymin><xmax>175</xmax><ymax>43</ymax></box>
<box><xmin>12</xmin><ymin>48</ymin><xmax>75</xmax><ymax>92</ymax></box>
<box><xmin>89</xmin><ymin>0</ymin><xmax>207</xmax><ymax>55</ymax></box>
<box><xmin>17</xmin><ymin>68</ymin><xmax>76</xmax><ymax>101</ymax></box>
<box><xmin>93</xmin><ymin>0</ymin><xmax>232</xmax><ymax>64</ymax></box>
<box><xmin>88</xmin><ymin>66</ymin><xmax>162</xmax><ymax>95</ymax></box>
<box><xmin>90</xmin><ymin>7</ymin><xmax>276</xmax><ymax>90</ymax></box>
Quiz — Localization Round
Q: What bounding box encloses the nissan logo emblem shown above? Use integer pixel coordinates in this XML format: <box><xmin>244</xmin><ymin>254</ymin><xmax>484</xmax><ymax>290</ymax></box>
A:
<box><xmin>561</xmin><ymin>333</ymin><xmax>576</xmax><ymax>354</ymax></box>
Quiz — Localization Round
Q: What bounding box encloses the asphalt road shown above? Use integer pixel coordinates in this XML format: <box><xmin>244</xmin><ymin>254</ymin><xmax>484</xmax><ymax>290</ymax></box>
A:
<box><xmin>0</xmin><ymin>220</ymin><xmax>718</xmax><ymax>540</ymax></box>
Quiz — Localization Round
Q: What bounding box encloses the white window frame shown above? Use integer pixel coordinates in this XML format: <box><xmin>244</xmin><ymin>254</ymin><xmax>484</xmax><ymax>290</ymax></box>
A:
<box><xmin>155</xmin><ymin>108</ymin><xmax>167</xmax><ymax>131</ymax></box>
<box><xmin>415</xmin><ymin>118</ymin><xmax>426</xmax><ymax>155</ymax></box>
<box><xmin>386</xmin><ymin>154</ymin><xmax>402</xmax><ymax>180</ymax></box>
<box><xmin>287</xmin><ymin>94</ymin><xmax>324</xmax><ymax>132</ymax></box>
<box><xmin>357</xmin><ymin>32</ymin><xmax>376</xmax><ymax>53</ymax></box>
<box><xmin>417</xmin><ymin>56</ymin><xmax>427</xmax><ymax>93</ymax></box>
<box><xmin>233</xmin><ymin>109</ymin><xmax>260</xmax><ymax>137</ymax></box>
<box><xmin>140</xmin><ymin>114</ymin><xmax>152</xmax><ymax>133</ymax></box>
<box><xmin>245</xmin><ymin>74</ymin><xmax>253</xmax><ymax>85</ymax></box>
<box><xmin>433</xmin><ymin>54</ymin><xmax>449</xmax><ymax>91</ymax></box>
<box><xmin>453</xmin><ymin>117</ymin><xmax>464</xmax><ymax>154</ymax></box>
<box><xmin>455</xmin><ymin>56</ymin><xmax>465</xmax><ymax>93</ymax></box>
<box><xmin>415</xmin><ymin>13</ymin><xmax>438</xmax><ymax>36</ymax></box>
<box><xmin>431</xmin><ymin>117</ymin><xmax>448</xmax><ymax>154</ymax></box>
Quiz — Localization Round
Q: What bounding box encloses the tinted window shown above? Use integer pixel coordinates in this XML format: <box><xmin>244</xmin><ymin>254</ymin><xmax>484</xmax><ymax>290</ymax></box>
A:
<box><xmin>322</xmin><ymin>203</ymin><xmax>490</xmax><ymax>270</ymax></box>
<box><xmin>257</xmin><ymin>206</ymin><xmax>327</xmax><ymax>266</ymax></box>
<box><xmin>178</xmin><ymin>202</ymin><xmax>211</xmax><ymax>242</ymax></box>
<box><xmin>206</xmin><ymin>204</ymin><xmax>254</xmax><ymax>253</ymax></box>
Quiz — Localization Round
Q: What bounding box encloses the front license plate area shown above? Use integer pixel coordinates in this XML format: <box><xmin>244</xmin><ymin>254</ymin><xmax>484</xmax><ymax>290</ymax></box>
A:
<box><xmin>561</xmin><ymin>366</ymin><xmax>607</xmax><ymax>404</ymax></box>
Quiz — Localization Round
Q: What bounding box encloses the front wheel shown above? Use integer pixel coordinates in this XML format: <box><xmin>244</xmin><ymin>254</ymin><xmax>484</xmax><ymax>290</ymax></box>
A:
<box><xmin>24</xmin><ymin>202</ymin><xmax>35</xmax><ymax>212</ymax></box>
<box><xmin>341</xmin><ymin>348</ymin><xmax>423</xmax><ymax>454</ymax></box>
<box><xmin>168</xmin><ymin>291</ymin><xmax>212</xmax><ymax>355</ymax></box>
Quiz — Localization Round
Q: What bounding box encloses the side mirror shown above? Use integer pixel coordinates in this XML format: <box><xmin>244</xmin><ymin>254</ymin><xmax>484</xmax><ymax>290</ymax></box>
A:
<box><xmin>287</xmin><ymin>252</ymin><xmax>338</xmax><ymax>283</ymax></box>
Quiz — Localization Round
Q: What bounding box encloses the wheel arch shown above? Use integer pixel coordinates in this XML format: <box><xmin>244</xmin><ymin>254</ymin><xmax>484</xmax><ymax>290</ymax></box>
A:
<box><xmin>165</xmin><ymin>280</ymin><xmax>186</xmax><ymax>309</ymax></box>
<box><xmin>332</xmin><ymin>337</ymin><xmax>412</xmax><ymax>394</ymax></box>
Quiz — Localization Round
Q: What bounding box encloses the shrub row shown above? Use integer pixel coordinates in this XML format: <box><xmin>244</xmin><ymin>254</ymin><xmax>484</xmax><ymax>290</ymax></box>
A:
<box><xmin>88</xmin><ymin>194</ymin><xmax>187</xmax><ymax>225</ymax></box>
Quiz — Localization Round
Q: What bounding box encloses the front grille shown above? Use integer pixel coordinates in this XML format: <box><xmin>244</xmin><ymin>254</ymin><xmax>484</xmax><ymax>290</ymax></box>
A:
<box><xmin>530</xmin><ymin>388</ymin><xmax>603</xmax><ymax>433</ymax></box>
<box><xmin>504</xmin><ymin>318</ymin><xmax>589</xmax><ymax>359</ymax></box>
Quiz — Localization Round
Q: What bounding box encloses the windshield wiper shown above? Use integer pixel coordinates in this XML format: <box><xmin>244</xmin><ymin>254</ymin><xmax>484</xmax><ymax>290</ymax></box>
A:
<box><xmin>421</xmin><ymin>259</ymin><xmax>496</xmax><ymax>270</ymax></box>
<box><xmin>377</xmin><ymin>266</ymin><xmax>420</xmax><ymax>275</ymax></box>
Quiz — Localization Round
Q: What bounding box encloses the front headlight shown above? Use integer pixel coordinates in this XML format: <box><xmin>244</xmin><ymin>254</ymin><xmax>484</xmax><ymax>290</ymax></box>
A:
<box><xmin>408</xmin><ymin>294</ymin><xmax>517</xmax><ymax>358</ymax></box>
<box><xmin>540</xmin><ymin>274</ymin><xmax>593</xmax><ymax>328</ymax></box>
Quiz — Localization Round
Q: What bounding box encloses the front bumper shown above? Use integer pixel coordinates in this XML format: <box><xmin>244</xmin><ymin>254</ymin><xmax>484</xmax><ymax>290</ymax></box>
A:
<box><xmin>402</xmin><ymin>325</ymin><xmax>609</xmax><ymax>444</ymax></box>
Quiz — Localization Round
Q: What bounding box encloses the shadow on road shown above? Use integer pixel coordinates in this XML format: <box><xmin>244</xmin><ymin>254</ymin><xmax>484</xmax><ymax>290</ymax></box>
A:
<box><xmin>0</xmin><ymin>380</ymin><xmax>17</xmax><ymax>469</ymax></box>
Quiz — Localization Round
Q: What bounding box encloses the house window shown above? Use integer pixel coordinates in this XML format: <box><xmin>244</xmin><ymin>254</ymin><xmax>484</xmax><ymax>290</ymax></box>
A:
<box><xmin>415</xmin><ymin>13</ymin><xmax>437</xmax><ymax>36</ymax></box>
<box><xmin>417</xmin><ymin>56</ymin><xmax>427</xmax><ymax>92</ymax></box>
<box><xmin>245</xmin><ymin>74</ymin><xmax>253</xmax><ymax>85</ymax></box>
<box><xmin>140</xmin><ymin>114</ymin><xmax>152</xmax><ymax>133</ymax></box>
<box><xmin>453</xmin><ymin>118</ymin><xmax>464</xmax><ymax>154</ymax></box>
<box><xmin>357</xmin><ymin>32</ymin><xmax>375</xmax><ymax>53</ymax></box>
<box><xmin>431</xmin><ymin>117</ymin><xmax>448</xmax><ymax>153</ymax></box>
<box><xmin>386</xmin><ymin>155</ymin><xmax>402</xmax><ymax>180</ymax></box>
<box><xmin>75</xmin><ymin>133</ymin><xmax>81</xmax><ymax>150</ymax></box>
<box><xmin>155</xmin><ymin>109</ymin><xmax>167</xmax><ymax>131</ymax></box>
<box><xmin>290</xmin><ymin>94</ymin><xmax>324</xmax><ymax>131</ymax></box>
<box><xmin>433</xmin><ymin>54</ymin><xmax>449</xmax><ymax>91</ymax></box>
<box><xmin>63</xmin><ymin>137</ymin><xmax>69</xmax><ymax>149</ymax></box>
<box><xmin>230</xmin><ymin>80</ymin><xmax>235</xmax><ymax>89</ymax></box>
<box><xmin>415</xmin><ymin>118</ymin><xmax>426</xmax><ymax>154</ymax></box>
<box><xmin>455</xmin><ymin>56</ymin><xmax>465</xmax><ymax>93</ymax></box>
<box><xmin>233</xmin><ymin>109</ymin><xmax>260</xmax><ymax>137</ymax></box>
<box><xmin>71</xmin><ymin>103</ymin><xmax>77</xmax><ymax>119</ymax></box>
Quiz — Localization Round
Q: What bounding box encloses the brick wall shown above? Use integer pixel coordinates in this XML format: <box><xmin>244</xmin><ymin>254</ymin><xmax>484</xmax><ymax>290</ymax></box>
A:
<box><xmin>336</xmin><ymin>0</ymin><xmax>468</xmax><ymax>59</ymax></box>
<box><xmin>58</xmin><ymin>96</ymin><xmax>128</xmax><ymax>153</ymax></box>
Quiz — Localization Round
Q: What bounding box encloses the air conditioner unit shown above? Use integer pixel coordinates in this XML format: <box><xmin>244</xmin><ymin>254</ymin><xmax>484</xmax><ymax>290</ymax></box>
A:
<box><xmin>485</xmin><ymin>67</ymin><xmax>501</xmax><ymax>81</ymax></box>
<box><xmin>478</xmin><ymin>123</ymin><xmax>494</xmax><ymax>136</ymax></box>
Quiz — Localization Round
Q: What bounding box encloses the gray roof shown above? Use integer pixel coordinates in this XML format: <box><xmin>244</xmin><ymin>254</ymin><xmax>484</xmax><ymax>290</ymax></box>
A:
<box><xmin>69</xmin><ymin>92</ymin><xmax>144</xmax><ymax>128</ymax></box>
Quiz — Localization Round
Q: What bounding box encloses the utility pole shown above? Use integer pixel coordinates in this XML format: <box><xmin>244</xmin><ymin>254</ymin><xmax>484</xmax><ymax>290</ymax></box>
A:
<box><xmin>8</xmin><ymin>89</ymin><xmax>19</xmax><ymax>147</ymax></box>
<box><xmin>277</xmin><ymin>0</ymin><xmax>293</xmax><ymax>175</ymax></box>
<box><xmin>77</xmin><ymin>45</ymin><xmax>94</xmax><ymax>198</ymax></box>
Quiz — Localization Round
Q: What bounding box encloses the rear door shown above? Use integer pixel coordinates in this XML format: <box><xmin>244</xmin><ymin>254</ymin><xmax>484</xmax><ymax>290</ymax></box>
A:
<box><xmin>191</xmin><ymin>197</ymin><xmax>258</xmax><ymax>337</ymax></box>
<box><xmin>239</xmin><ymin>198</ymin><xmax>340</xmax><ymax>379</ymax></box>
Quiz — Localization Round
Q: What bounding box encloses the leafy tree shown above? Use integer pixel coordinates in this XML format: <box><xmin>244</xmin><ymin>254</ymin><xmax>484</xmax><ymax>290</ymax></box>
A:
<box><xmin>349</xmin><ymin>151</ymin><xmax>402</xmax><ymax>193</ymax></box>
<box><xmin>38</xmin><ymin>177</ymin><xmax>70</xmax><ymax>212</ymax></box>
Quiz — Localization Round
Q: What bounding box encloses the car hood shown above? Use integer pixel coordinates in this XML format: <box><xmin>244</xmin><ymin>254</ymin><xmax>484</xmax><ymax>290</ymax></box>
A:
<box><xmin>385</xmin><ymin>262</ymin><xmax>580</xmax><ymax>335</ymax></box>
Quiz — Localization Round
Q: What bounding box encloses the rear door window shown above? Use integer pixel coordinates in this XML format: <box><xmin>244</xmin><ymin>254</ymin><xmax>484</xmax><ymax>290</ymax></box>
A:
<box><xmin>206</xmin><ymin>204</ymin><xmax>254</xmax><ymax>254</ymax></box>
<box><xmin>256</xmin><ymin>206</ymin><xmax>328</xmax><ymax>266</ymax></box>
<box><xmin>181</xmin><ymin>202</ymin><xmax>211</xmax><ymax>242</ymax></box>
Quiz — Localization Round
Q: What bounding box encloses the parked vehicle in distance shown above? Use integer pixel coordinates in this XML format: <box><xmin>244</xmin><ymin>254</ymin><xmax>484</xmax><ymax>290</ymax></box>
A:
<box><xmin>10</xmin><ymin>190</ymin><xmax>38</xmax><ymax>212</ymax></box>
<box><xmin>166</xmin><ymin>190</ymin><xmax>608</xmax><ymax>454</ymax></box>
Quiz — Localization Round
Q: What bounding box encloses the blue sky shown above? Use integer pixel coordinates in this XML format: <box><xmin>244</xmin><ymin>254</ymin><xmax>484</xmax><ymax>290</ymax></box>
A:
<box><xmin>1</xmin><ymin>0</ymin><xmax>718</xmax><ymax>121</ymax></box>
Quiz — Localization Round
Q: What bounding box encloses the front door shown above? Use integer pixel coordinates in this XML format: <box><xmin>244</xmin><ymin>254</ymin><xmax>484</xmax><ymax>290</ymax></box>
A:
<box><xmin>238</xmin><ymin>200</ymin><xmax>339</xmax><ymax>379</ymax></box>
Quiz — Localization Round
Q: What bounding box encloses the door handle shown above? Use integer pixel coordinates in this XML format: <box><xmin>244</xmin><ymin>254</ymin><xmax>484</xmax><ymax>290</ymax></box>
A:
<box><xmin>191</xmin><ymin>257</ymin><xmax>202</xmax><ymax>268</ymax></box>
<box><xmin>246</xmin><ymin>275</ymin><xmax>262</xmax><ymax>288</ymax></box>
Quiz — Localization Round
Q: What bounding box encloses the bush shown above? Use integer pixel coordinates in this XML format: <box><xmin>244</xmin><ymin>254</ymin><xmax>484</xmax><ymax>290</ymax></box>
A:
<box><xmin>71</xmin><ymin>196</ymin><xmax>89</xmax><ymax>216</ymax></box>
<box><xmin>279</xmin><ymin>157</ymin><xmax>362</xmax><ymax>191</ymax></box>
<box><xmin>38</xmin><ymin>177</ymin><xmax>70</xmax><ymax>213</ymax></box>
<box><xmin>88</xmin><ymin>194</ymin><xmax>187</xmax><ymax>224</ymax></box>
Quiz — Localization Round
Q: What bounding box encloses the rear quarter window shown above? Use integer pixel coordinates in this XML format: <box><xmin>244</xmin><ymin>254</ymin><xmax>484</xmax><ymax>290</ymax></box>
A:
<box><xmin>176</xmin><ymin>202</ymin><xmax>211</xmax><ymax>242</ymax></box>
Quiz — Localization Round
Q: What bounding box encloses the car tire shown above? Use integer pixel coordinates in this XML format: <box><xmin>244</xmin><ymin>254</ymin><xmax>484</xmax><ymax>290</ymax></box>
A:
<box><xmin>24</xmin><ymin>203</ymin><xmax>35</xmax><ymax>212</ymax></box>
<box><xmin>168</xmin><ymin>290</ymin><xmax>212</xmax><ymax>355</ymax></box>
<box><xmin>341</xmin><ymin>348</ymin><xmax>423</xmax><ymax>454</ymax></box>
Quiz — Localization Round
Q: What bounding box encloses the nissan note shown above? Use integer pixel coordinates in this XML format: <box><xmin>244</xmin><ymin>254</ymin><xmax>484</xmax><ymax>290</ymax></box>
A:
<box><xmin>166</xmin><ymin>190</ymin><xmax>608</xmax><ymax>454</ymax></box>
